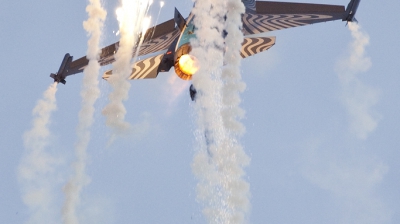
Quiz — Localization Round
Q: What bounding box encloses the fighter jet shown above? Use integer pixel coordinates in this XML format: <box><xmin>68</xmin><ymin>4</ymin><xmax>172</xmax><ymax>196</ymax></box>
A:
<box><xmin>50</xmin><ymin>0</ymin><xmax>361</xmax><ymax>99</ymax></box>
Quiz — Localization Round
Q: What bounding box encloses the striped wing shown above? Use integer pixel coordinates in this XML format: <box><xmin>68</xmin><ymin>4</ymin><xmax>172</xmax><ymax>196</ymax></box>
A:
<box><xmin>67</xmin><ymin>19</ymin><xmax>179</xmax><ymax>76</ymax></box>
<box><xmin>242</xmin><ymin>1</ymin><xmax>346</xmax><ymax>35</ymax></box>
<box><xmin>99</xmin><ymin>29</ymin><xmax>180</xmax><ymax>67</ymax></box>
<box><xmin>103</xmin><ymin>54</ymin><xmax>164</xmax><ymax>80</ymax></box>
<box><xmin>241</xmin><ymin>37</ymin><xmax>276</xmax><ymax>58</ymax></box>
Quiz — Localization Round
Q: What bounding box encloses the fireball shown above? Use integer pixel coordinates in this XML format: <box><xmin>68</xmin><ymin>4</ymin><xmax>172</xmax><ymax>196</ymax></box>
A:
<box><xmin>178</xmin><ymin>54</ymin><xmax>199</xmax><ymax>76</ymax></box>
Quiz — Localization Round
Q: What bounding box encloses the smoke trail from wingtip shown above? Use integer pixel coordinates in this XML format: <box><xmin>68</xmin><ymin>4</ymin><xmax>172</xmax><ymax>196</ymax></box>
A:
<box><xmin>337</xmin><ymin>23</ymin><xmax>380</xmax><ymax>140</ymax></box>
<box><xmin>62</xmin><ymin>1</ymin><xmax>106</xmax><ymax>223</ymax></box>
<box><xmin>19</xmin><ymin>82</ymin><xmax>59</xmax><ymax>224</ymax></box>
<box><xmin>191</xmin><ymin>0</ymin><xmax>251</xmax><ymax>222</ymax></box>
<box><xmin>102</xmin><ymin>0</ymin><xmax>152</xmax><ymax>135</ymax></box>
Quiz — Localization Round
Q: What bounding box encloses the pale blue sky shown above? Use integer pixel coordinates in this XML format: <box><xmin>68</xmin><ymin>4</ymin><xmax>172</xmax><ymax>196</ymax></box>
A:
<box><xmin>1</xmin><ymin>0</ymin><xmax>399</xmax><ymax>223</ymax></box>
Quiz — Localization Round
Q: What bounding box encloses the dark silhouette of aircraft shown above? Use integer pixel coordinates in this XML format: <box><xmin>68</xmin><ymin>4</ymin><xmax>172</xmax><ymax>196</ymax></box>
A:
<box><xmin>50</xmin><ymin>53</ymin><xmax>72</xmax><ymax>85</ymax></box>
<box><xmin>344</xmin><ymin>0</ymin><xmax>361</xmax><ymax>23</ymax></box>
<box><xmin>50</xmin><ymin>0</ymin><xmax>361</xmax><ymax>100</ymax></box>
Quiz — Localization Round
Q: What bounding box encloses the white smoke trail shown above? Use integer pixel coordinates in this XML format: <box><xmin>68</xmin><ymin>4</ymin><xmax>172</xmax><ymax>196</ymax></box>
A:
<box><xmin>150</xmin><ymin>1</ymin><xmax>164</xmax><ymax>38</ymax></box>
<box><xmin>191</xmin><ymin>0</ymin><xmax>250</xmax><ymax>222</ymax></box>
<box><xmin>337</xmin><ymin>23</ymin><xmax>380</xmax><ymax>140</ymax></box>
<box><xmin>62</xmin><ymin>1</ymin><xmax>106</xmax><ymax>224</ymax></box>
<box><xmin>302</xmin><ymin>139</ymin><xmax>390</xmax><ymax>223</ymax></box>
<box><xmin>222</xmin><ymin>0</ymin><xmax>246</xmax><ymax>133</ymax></box>
<box><xmin>18</xmin><ymin>83</ymin><xmax>59</xmax><ymax>224</ymax></box>
<box><xmin>219</xmin><ymin>0</ymin><xmax>251</xmax><ymax>222</ymax></box>
<box><xmin>102</xmin><ymin>0</ymin><xmax>152</xmax><ymax>135</ymax></box>
<box><xmin>133</xmin><ymin>16</ymin><xmax>152</xmax><ymax>63</ymax></box>
<box><xmin>190</xmin><ymin>0</ymin><xmax>227</xmax><ymax>222</ymax></box>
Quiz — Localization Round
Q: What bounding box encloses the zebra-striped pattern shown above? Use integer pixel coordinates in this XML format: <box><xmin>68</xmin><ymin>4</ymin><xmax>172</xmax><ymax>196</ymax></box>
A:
<box><xmin>241</xmin><ymin>37</ymin><xmax>276</xmax><ymax>58</ymax></box>
<box><xmin>99</xmin><ymin>29</ymin><xmax>180</xmax><ymax>67</ymax></box>
<box><xmin>102</xmin><ymin>54</ymin><xmax>164</xmax><ymax>80</ymax></box>
<box><xmin>242</xmin><ymin>13</ymin><xmax>334</xmax><ymax>35</ymax></box>
<box><xmin>242</xmin><ymin>0</ymin><xmax>256</xmax><ymax>11</ymax></box>
<box><xmin>136</xmin><ymin>29</ymin><xmax>180</xmax><ymax>56</ymax></box>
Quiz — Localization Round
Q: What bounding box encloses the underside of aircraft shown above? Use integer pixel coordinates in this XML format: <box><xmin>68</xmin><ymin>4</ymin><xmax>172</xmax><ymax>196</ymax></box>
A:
<box><xmin>50</xmin><ymin>0</ymin><xmax>361</xmax><ymax>98</ymax></box>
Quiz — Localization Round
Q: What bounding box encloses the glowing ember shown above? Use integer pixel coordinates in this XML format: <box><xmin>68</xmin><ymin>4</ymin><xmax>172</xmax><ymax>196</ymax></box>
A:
<box><xmin>178</xmin><ymin>54</ymin><xmax>199</xmax><ymax>75</ymax></box>
<box><xmin>142</xmin><ymin>16</ymin><xmax>151</xmax><ymax>34</ymax></box>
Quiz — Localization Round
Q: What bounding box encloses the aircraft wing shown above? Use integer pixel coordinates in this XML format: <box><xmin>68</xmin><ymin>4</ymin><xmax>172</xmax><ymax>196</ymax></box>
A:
<box><xmin>242</xmin><ymin>1</ymin><xmax>346</xmax><ymax>35</ymax></box>
<box><xmin>103</xmin><ymin>36</ymin><xmax>277</xmax><ymax>80</ymax></box>
<box><xmin>65</xmin><ymin>19</ymin><xmax>180</xmax><ymax>77</ymax></box>
<box><xmin>102</xmin><ymin>53</ymin><xmax>165</xmax><ymax>80</ymax></box>
<box><xmin>241</xmin><ymin>37</ymin><xmax>276</xmax><ymax>58</ymax></box>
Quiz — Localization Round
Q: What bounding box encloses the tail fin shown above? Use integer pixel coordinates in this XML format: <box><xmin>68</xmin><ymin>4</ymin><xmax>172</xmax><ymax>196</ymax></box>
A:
<box><xmin>174</xmin><ymin>8</ymin><xmax>186</xmax><ymax>31</ymax></box>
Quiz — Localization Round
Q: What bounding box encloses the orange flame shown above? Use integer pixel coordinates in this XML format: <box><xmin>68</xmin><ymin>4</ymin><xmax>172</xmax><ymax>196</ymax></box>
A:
<box><xmin>178</xmin><ymin>54</ymin><xmax>199</xmax><ymax>75</ymax></box>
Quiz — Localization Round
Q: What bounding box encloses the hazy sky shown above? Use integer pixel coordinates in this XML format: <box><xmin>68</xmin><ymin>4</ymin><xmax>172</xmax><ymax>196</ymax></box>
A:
<box><xmin>1</xmin><ymin>0</ymin><xmax>399</xmax><ymax>223</ymax></box>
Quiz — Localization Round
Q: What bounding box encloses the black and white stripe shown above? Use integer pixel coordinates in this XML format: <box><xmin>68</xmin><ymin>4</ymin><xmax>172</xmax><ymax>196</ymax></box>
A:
<box><xmin>99</xmin><ymin>29</ymin><xmax>180</xmax><ymax>67</ymax></box>
<box><xmin>242</xmin><ymin>13</ymin><xmax>334</xmax><ymax>35</ymax></box>
<box><xmin>242</xmin><ymin>0</ymin><xmax>256</xmax><ymax>11</ymax></box>
<box><xmin>136</xmin><ymin>29</ymin><xmax>180</xmax><ymax>56</ymax></box>
<box><xmin>240</xmin><ymin>37</ymin><xmax>276</xmax><ymax>58</ymax></box>
<box><xmin>102</xmin><ymin>54</ymin><xmax>164</xmax><ymax>80</ymax></box>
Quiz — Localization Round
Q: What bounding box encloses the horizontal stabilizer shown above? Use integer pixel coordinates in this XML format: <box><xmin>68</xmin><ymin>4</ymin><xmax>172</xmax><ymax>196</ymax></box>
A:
<box><xmin>103</xmin><ymin>54</ymin><xmax>165</xmax><ymax>80</ymax></box>
<box><xmin>241</xmin><ymin>37</ymin><xmax>276</xmax><ymax>58</ymax></box>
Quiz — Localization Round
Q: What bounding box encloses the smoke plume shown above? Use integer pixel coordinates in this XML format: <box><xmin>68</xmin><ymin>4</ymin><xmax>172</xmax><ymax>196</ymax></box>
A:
<box><xmin>302</xmin><ymin>138</ymin><xmax>390</xmax><ymax>223</ymax></box>
<box><xmin>18</xmin><ymin>83</ymin><xmax>59</xmax><ymax>224</ymax></box>
<box><xmin>62</xmin><ymin>1</ymin><xmax>106</xmax><ymax>224</ymax></box>
<box><xmin>337</xmin><ymin>23</ymin><xmax>380</xmax><ymax>140</ymax></box>
<box><xmin>151</xmin><ymin>1</ymin><xmax>165</xmax><ymax>38</ymax></box>
<box><xmin>191</xmin><ymin>0</ymin><xmax>250</xmax><ymax>222</ymax></box>
<box><xmin>219</xmin><ymin>0</ymin><xmax>251</xmax><ymax>221</ymax></box>
<box><xmin>102</xmin><ymin>0</ymin><xmax>152</xmax><ymax>135</ymax></box>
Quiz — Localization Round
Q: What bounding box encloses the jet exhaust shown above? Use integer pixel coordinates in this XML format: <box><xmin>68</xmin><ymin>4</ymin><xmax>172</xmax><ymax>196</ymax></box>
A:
<box><xmin>174</xmin><ymin>43</ymin><xmax>199</xmax><ymax>80</ymax></box>
<box><xmin>178</xmin><ymin>54</ymin><xmax>199</xmax><ymax>76</ymax></box>
<box><xmin>61</xmin><ymin>1</ymin><xmax>106</xmax><ymax>223</ymax></box>
<box><xmin>18</xmin><ymin>83</ymin><xmax>59</xmax><ymax>224</ymax></box>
